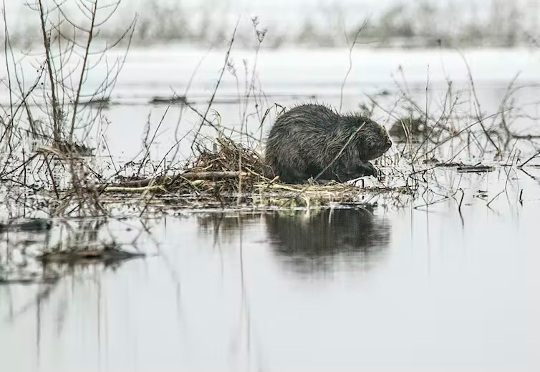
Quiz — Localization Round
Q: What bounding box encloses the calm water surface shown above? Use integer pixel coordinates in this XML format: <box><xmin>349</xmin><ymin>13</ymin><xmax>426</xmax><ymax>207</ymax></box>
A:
<box><xmin>1</xmin><ymin>47</ymin><xmax>540</xmax><ymax>371</ymax></box>
<box><xmin>1</xmin><ymin>168</ymin><xmax>540</xmax><ymax>371</ymax></box>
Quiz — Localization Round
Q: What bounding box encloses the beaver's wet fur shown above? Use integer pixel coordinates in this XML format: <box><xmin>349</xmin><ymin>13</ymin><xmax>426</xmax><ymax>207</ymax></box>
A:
<box><xmin>265</xmin><ymin>104</ymin><xmax>392</xmax><ymax>184</ymax></box>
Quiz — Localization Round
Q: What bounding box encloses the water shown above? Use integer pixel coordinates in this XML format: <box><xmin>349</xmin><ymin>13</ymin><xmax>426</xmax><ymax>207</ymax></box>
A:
<box><xmin>2</xmin><ymin>166</ymin><xmax>540</xmax><ymax>371</ymax></box>
<box><xmin>1</xmin><ymin>46</ymin><xmax>540</xmax><ymax>370</ymax></box>
<box><xmin>6</xmin><ymin>47</ymin><xmax>535</xmax><ymax>164</ymax></box>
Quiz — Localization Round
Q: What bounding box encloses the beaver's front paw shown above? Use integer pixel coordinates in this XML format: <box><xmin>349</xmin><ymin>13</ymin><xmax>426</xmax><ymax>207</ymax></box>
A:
<box><xmin>359</xmin><ymin>161</ymin><xmax>378</xmax><ymax>177</ymax></box>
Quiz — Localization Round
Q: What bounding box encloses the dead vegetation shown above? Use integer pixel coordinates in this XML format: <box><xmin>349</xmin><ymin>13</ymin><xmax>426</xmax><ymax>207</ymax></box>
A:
<box><xmin>1</xmin><ymin>4</ymin><xmax>540</xmax><ymax>282</ymax></box>
<box><xmin>0</xmin><ymin>6</ymin><xmax>538</xmax><ymax>217</ymax></box>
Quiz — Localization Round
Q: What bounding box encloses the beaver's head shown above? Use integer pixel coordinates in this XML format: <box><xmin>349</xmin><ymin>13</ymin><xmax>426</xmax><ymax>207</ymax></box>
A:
<box><xmin>353</xmin><ymin>118</ymin><xmax>392</xmax><ymax>160</ymax></box>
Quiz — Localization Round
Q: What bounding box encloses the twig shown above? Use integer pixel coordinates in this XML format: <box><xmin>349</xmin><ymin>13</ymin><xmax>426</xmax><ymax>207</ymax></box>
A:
<box><xmin>518</xmin><ymin>149</ymin><xmax>540</xmax><ymax>168</ymax></box>
<box><xmin>69</xmin><ymin>0</ymin><xmax>98</xmax><ymax>144</ymax></box>
<box><xmin>457</xmin><ymin>49</ymin><xmax>500</xmax><ymax>153</ymax></box>
<box><xmin>339</xmin><ymin>18</ymin><xmax>369</xmax><ymax>112</ymax></box>
<box><xmin>102</xmin><ymin>185</ymin><xmax>167</xmax><ymax>193</ymax></box>
<box><xmin>37</xmin><ymin>0</ymin><xmax>61</xmax><ymax>142</ymax></box>
<box><xmin>191</xmin><ymin>19</ymin><xmax>240</xmax><ymax>151</ymax></box>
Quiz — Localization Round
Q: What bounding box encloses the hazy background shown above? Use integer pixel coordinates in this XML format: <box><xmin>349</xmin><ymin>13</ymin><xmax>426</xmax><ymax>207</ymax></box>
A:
<box><xmin>5</xmin><ymin>0</ymin><xmax>540</xmax><ymax>49</ymax></box>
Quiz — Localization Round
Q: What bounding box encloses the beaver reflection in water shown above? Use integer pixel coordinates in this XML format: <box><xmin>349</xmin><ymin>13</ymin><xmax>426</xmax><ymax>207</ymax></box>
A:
<box><xmin>265</xmin><ymin>208</ymin><xmax>390</xmax><ymax>275</ymax></box>
<box><xmin>265</xmin><ymin>104</ymin><xmax>392</xmax><ymax>183</ymax></box>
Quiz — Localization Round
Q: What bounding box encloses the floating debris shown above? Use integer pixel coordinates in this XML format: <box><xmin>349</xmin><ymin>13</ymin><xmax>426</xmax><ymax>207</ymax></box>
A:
<box><xmin>0</xmin><ymin>275</ymin><xmax>59</xmax><ymax>286</ymax></box>
<box><xmin>457</xmin><ymin>165</ymin><xmax>495</xmax><ymax>173</ymax></box>
<box><xmin>435</xmin><ymin>162</ymin><xmax>464</xmax><ymax>167</ymax></box>
<box><xmin>81</xmin><ymin>97</ymin><xmax>110</xmax><ymax>108</ymax></box>
<box><xmin>38</xmin><ymin>245</ymin><xmax>145</xmax><ymax>265</ymax></box>
<box><xmin>35</xmin><ymin>141</ymin><xmax>95</xmax><ymax>156</ymax></box>
<box><xmin>0</xmin><ymin>219</ymin><xmax>52</xmax><ymax>233</ymax></box>
<box><xmin>149</xmin><ymin>96</ymin><xmax>187</xmax><ymax>105</ymax></box>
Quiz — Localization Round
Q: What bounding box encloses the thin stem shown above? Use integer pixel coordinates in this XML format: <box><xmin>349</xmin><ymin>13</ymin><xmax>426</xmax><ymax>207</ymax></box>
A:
<box><xmin>69</xmin><ymin>0</ymin><xmax>98</xmax><ymax>144</ymax></box>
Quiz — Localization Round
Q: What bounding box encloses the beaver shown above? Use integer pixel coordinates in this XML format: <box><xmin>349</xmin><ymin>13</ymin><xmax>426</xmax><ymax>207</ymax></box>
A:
<box><xmin>265</xmin><ymin>104</ymin><xmax>392</xmax><ymax>183</ymax></box>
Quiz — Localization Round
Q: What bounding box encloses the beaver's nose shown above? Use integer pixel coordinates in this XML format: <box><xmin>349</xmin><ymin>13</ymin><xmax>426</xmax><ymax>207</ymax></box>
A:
<box><xmin>386</xmin><ymin>139</ymin><xmax>392</xmax><ymax>148</ymax></box>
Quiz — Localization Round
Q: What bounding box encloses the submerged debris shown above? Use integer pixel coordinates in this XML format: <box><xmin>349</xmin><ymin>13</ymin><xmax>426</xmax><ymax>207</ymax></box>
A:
<box><xmin>38</xmin><ymin>245</ymin><xmax>145</xmax><ymax>265</ymax></box>
<box><xmin>0</xmin><ymin>219</ymin><xmax>52</xmax><ymax>233</ymax></box>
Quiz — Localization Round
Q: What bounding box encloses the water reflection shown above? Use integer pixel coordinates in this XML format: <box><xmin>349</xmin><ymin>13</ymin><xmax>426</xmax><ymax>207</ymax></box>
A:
<box><xmin>197</xmin><ymin>212</ymin><xmax>259</xmax><ymax>234</ymax></box>
<box><xmin>265</xmin><ymin>208</ymin><xmax>391</xmax><ymax>275</ymax></box>
<box><xmin>1</xmin><ymin>203</ymin><xmax>540</xmax><ymax>371</ymax></box>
